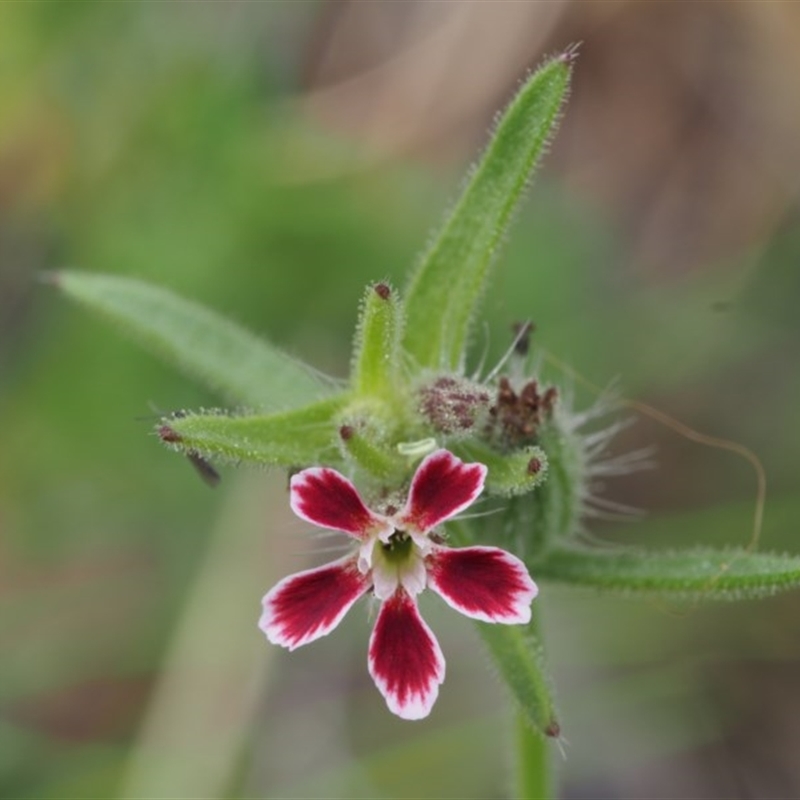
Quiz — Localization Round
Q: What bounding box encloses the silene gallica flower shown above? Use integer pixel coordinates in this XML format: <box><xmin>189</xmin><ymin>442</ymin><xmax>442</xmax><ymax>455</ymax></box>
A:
<box><xmin>259</xmin><ymin>449</ymin><xmax>538</xmax><ymax>719</ymax></box>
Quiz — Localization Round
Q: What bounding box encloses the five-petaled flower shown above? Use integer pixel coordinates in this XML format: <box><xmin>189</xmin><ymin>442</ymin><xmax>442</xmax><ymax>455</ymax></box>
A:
<box><xmin>259</xmin><ymin>449</ymin><xmax>538</xmax><ymax>719</ymax></box>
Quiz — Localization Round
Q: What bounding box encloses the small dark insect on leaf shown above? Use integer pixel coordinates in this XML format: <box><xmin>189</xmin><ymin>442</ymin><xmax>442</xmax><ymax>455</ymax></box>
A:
<box><xmin>186</xmin><ymin>451</ymin><xmax>221</xmax><ymax>488</ymax></box>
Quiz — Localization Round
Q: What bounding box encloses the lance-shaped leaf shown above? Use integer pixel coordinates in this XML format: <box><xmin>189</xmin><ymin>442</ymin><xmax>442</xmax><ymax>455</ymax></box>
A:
<box><xmin>402</xmin><ymin>49</ymin><xmax>574</xmax><ymax>372</ymax></box>
<box><xmin>448</xmin><ymin>521</ymin><xmax>559</xmax><ymax>737</ymax></box>
<box><xmin>50</xmin><ymin>271</ymin><xmax>333</xmax><ymax>409</ymax></box>
<box><xmin>534</xmin><ymin>546</ymin><xmax>800</xmax><ymax>601</ymax></box>
<box><xmin>351</xmin><ymin>282</ymin><xmax>404</xmax><ymax>401</ymax></box>
<box><xmin>158</xmin><ymin>397</ymin><xmax>346</xmax><ymax>467</ymax></box>
<box><xmin>477</xmin><ymin>618</ymin><xmax>560</xmax><ymax>739</ymax></box>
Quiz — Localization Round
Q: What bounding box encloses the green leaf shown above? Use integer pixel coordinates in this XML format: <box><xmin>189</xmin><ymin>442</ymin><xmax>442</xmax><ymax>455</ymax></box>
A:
<box><xmin>448</xmin><ymin>521</ymin><xmax>559</xmax><ymax>738</ymax></box>
<box><xmin>477</xmin><ymin>618</ymin><xmax>560</xmax><ymax>740</ymax></box>
<box><xmin>337</xmin><ymin>420</ymin><xmax>404</xmax><ymax>483</ymax></box>
<box><xmin>351</xmin><ymin>282</ymin><xmax>404</xmax><ymax>401</ymax></box>
<box><xmin>50</xmin><ymin>271</ymin><xmax>333</xmax><ymax>409</ymax></box>
<box><xmin>402</xmin><ymin>50</ymin><xmax>574</xmax><ymax>371</ymax></box>
<box><xmin>534</xmin><ymin>546</ymin><xmax>800</xmax><ymax>601</ymax></box>
<box><xmin>158</xmin><ymin>397</ymin><xmax>346</xmax><ymax>467</ymax></box>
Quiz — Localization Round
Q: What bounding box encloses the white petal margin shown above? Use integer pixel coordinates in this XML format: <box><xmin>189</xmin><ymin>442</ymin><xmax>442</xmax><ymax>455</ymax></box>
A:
<box><xmin>259</xmin><ymin>555</ymin><xmax>370</xmax><ymax>651</ymax></box>
<box><xmin>398</xmin><ymin>449</ymin><xmax>488</xmax><ymax>534</ymax></box>
<box><xmin>426</xmin><ymin>545</ymin><xmax>538</xmax><ymax>624</ymax></box>
<box><xmin>289</xmin><ymin>467</ymin><xmax>392</xmax><ymax>539</ymax></box>
<box><xmin>368</xmin><ymin>591</ymin><xmax>446</xmax><ymax>720</ymax></box>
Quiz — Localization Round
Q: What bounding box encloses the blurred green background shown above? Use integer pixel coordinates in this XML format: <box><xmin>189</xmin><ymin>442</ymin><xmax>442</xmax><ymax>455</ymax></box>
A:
<box><xmin>2</xmin><ymin>3</ymin><xmax>800</xmax><ymax>798</ymax></box>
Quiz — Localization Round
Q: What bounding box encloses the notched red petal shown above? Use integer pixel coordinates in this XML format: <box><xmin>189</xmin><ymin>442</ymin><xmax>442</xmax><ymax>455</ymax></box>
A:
<box><xmin>401</xmin><ymin>450</ymin><xmax>487</xmax><ymax>532</ymax></box>
<box><xmin>290</xmin><ymin>468</ymin><xmax>385</xmax><ymax>538</ymax></box>
<box><xmin>260</xmin><ymin>557</ymin><xmax>369</xmax><ymax>650</ymax></box>
<box><xmin>368</xmin><ymin>591</ymin><xmax>445</xmax><ymax>720</ymax></box>
<box><xmin>427</xmin><ymin>546</ymin><xmax>537</xmax><ymax>624</ymax></box>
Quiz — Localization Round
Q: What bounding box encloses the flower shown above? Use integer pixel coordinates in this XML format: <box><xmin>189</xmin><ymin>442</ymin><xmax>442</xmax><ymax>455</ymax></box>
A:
<box><xmin>259</xmin><ymin>449</ymin><xmax>538</xmax><ymax>720</ymax></box>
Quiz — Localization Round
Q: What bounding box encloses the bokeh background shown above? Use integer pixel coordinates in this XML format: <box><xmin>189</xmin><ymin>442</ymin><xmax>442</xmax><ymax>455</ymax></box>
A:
<box><xmin>2</xmin><ymin>3</ymin><xmax>800</xmax><ymax>798</ymax></box>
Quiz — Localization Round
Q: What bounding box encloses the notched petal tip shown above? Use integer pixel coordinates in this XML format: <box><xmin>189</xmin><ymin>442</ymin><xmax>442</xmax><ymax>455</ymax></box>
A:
<box><xmin>368</xmin><ymin>591</ymin><xmax>445</xmax><ymax>720</ymax></box>
<box><xmin>427</xmin><ymin>546</ymin><xmax>537</xmax><ymax>624</ymax></box>
<box><xmin>290</xmin><ymin>467</ymin><xmax>389</xmax><ymax>539</ymax></box>
<box><xmin>259</xmin><ymin>556</ymin><xmax>369</xmax><ymax>651</ymax></box>
<box><xmin>400</xmin><ymin>449</ymin><xmax>487</xmax><ymax>533</ymax></box>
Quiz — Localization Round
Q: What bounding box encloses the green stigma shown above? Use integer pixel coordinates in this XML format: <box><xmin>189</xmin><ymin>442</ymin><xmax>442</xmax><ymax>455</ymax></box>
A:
<box><xmin>380</xmin><ymin>531</ymin><xmax>414</xmax><ymax>564</ymax></box>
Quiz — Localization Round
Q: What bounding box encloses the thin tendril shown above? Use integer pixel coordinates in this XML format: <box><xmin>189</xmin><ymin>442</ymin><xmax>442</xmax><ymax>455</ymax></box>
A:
<box><xmin>483</xmin><ymin>320</ymin><xmax>534</xmax><ymax>384</ymax></box>
<box><xmin>540</xmin><ymin>347</ymin><xmax>767</xmax><ymax>612</ymax></box>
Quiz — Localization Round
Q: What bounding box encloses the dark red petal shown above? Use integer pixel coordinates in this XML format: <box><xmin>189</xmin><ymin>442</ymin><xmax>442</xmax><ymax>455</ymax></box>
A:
<box><xmin>399</xmin><ymin>450</ymin><xmax>486</xmax><ymax>533</ymax></box>
<box><xmin>290</xmin><ymin>468</ymin><xmax>388</xmax><ymax>538</ymax></box>
<box><xmin>260</xmin><ymin>557</ymin><xmax>370</xmax><ymax>650</ymax></box>
<box><xmin>427</xmin><ymin>546</ymin><xmax>537</xmax><ymax>624</ymax></box>
<box><xmin>368</xmin><ymin>590</ymin><xmax>445</xmax><ymax>720</ymax></box>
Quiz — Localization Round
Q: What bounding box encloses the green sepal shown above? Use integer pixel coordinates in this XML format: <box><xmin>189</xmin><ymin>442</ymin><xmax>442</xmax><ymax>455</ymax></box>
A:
<box><xmin>482</xmin><ymin>421</ymin><xmax>584</xmax><ymax>561</ymax></box>
<box><xmin>351</xmin><ymin>282</ymin><xmax>404</xmax><ymax>402</ymax></box>
<box><xmin>402</xmin><ymin>50</ymin><xmax>574</xmax><ymax>371</ymax></box>
<box><xmin>456</xmin><ymin>442</ymin><xmax>548</xmax><ymax>497</ymax></box>
<box><xmin>50</xmin><ymin>271</ymin><xmax>333</xmax><ymax>409</ymax></box>
<box><xmin>158</xmin><ymin>396</ymin><xmax>346</xmax><ymax>468</ymax></box>
<box><xmin>476</xmin><ymin>617</ymin><xmax>560</xmax><ymax>740</ymax></box>
<box><xmin>534</xmin><ymin>546</ymin><xmax>800</xmax><ymax>601</ymax></box>
<box><xmin>337</xmin><ymin>419</ymin><xmax>405</xmax><ymax>483</ymax></box>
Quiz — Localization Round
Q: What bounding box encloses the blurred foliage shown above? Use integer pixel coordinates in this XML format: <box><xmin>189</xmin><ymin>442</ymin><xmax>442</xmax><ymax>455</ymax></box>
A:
<box><xmin>1</xmin><ymin>2</ymin><xmax>800</xmax><ymax>799</ymax></box>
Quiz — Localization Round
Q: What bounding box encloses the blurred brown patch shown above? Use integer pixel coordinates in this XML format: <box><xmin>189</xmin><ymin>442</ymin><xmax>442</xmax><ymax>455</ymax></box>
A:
<box><xmin>300</xmin><ymin>1</ymin><xmax>563</xmax><ymax>161</ymax></box>
<box><xmin>301</xmin><ymin>0</ymin><xmax>800</xmax><ymax>275</ymax></box>
<box><xmin>5</xmin><ymin>675</ymin><xmax>153</xmax><ymax>742</ymax></box>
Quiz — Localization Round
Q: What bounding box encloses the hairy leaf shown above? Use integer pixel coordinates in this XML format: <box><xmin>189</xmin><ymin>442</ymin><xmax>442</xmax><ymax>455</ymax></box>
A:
<box><xmin>158</xmin><ymin>397</ymin><xmax>346</xmax><ymax>467</ymax></box>
<box><xmin>402</xmin><ymin>50</ymin><xmax>574</xmax><ymax>371</ymax></box>
<box><xmin>448</xmin><ymin>521</ymin><xmax>559</xmax><ymax>737</ymax></box>
<box><xmin>351</xmin><ymin>282</ymin><xmax>404</xmax><ymax>401</ymax></box>
<box><xmin>477</xmin><ymin>619</ymin><xmax>560</xmax><ymax>739</ymax></box>
<box><xmin>51</xmin><ymin>271</ymin><xmax>333</xmax><ymax>409</ymax></box>
<box><xmin>535</xmin><ymin>546</ymin><xmax>800</xmax><ymax>601</ymax></box>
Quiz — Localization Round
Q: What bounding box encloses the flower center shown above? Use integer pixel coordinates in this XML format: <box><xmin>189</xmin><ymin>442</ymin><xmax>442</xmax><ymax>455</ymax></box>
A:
<box><xmin>370</xmin><ymin>528</ymin><xmax>427</xmax><ymax>600</ymax></box>
<box><xmin>380</xmin><ymin>530</ymin><xmax>414</xmax><ymax>564</ymax></box>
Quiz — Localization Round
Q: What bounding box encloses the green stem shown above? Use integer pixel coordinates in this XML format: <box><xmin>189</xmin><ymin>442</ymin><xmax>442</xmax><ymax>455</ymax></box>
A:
<box><xmin>513</xmin><ymin>602</ymin><xmax>554</xmax><ymax>800</ymax></box>
<box><xmin>515</xmin><ymin>710</ymin><xmax>553</xmax><ymax>800</ymax></box>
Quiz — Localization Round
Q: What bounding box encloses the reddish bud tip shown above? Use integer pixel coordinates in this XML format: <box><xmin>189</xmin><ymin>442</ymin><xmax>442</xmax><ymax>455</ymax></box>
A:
<box><xmin>527</xmin><ymin>457</ymin><xmax>542</xmax><ymax>475</ymax></box>
<box><xmin>374</xmin><ymin>282</ymin><xmax>391</xmax><ymax>300</ymax></box>
<box><xmin>339</xmin><ymin>425</ymin><xmax>354</xmax><ymax>441</ymax></box>
<box><xmin>545</xmin><ymin>721</ymin><xmax>561</xmax><ymax>738</ymax></box>
<box><xmin>158</xmin><ymin>425</ymin><xmax>182</xmax><ymax>443</ymax></box>
<box><xmin>559</xmin><ymin>42</ymin><xmax>581</xmax><ymax>64</ymax></box>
